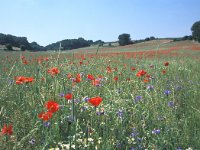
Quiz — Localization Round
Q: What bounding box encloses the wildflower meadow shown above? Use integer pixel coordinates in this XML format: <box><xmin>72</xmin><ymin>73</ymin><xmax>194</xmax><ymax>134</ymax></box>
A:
<box><xmin>0</xmin><ymin>40</ymin><xmax>200</xmax><ymax>149</ymax></box>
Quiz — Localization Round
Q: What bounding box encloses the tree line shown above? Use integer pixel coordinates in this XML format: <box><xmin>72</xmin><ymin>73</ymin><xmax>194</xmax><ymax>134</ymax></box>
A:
<box><xmin>0</xmin><ymin>33</ymin><xmax>44</xmax><ymax>51</ymax></box>
<box><xmin>0</xmin><ymin>33</ymin><xmax>105</xmax><ymax>51</ymax></box>
<box><xmin>1</xmin><ymin>20</ymin><xmax>200</xmax><ymax>51</ymax></box>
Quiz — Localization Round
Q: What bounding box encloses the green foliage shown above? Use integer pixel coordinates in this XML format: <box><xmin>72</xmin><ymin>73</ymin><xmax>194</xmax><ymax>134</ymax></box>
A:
<box><xmin>45</xmin><ymin>38</ymin><xmax>93</xmax><ymax>50</ymax></box>
<box><xmin>150</xmin><ymin>36</ymin><xmax>156</xmax><ymax>40</ymax></box>
<box><xmin>182</xmin><ymin>35</ymin><xmax>193</xmax><ymax>41</ymax></box>
<box><xmin>5</xmin><ymin>43</ymin><xmax>13</xmax><ymax>51</ymax></box>
<box><xmin>93</xmin><ymin>40</ymin><xmax>104</xmax><ymax>46</ymax></box>
<box><xmin>145</xmin><ymin>37</ymin><xmax>150</xmax><ymax>41</ymax></box>
<box><xmin>118</xmin><ymin>33</ymin><xmax>132</xmax><ymax>46</ymax></box>
<box><xmin>0</xmin><ymin>33</ymin><xmax>31</xmax><ymax>49</ymax></box>
<box><xmin>20</xmin><ymin>45</ymin><xmax>26</xmax><ymax>51</ymax></box>
<box><xmin>0</xmin><ymin>42</ymin><xmax>200</xmax><ymax>149</ymax></box>
<box><xmin>191</xmin><ymin>20</ymin><xmax>200</xmax><ymax>42</ymax></box>
<box><xmin>30</xmin><ymin>42</ymin><xmax>45</xmax><ymax>51</ymax></box>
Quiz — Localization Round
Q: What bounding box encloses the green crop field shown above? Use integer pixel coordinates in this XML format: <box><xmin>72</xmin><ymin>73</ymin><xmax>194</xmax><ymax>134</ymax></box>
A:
<box><xmin>0</xmin><ymin>40</ymin><xmax>200</xmax><ymax>149</ymax></box>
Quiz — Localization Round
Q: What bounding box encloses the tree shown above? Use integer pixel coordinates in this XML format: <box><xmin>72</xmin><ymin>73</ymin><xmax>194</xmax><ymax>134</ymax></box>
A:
<box><xmin>5</xmin><ymin>44</ymin><xmax>13</xmax><ymax>51</ymax></box>
<box><xmin>20</xmin><ymin>45</ymin><xmax>26</xmax><ymax>51</ymax></box>
<box><xmin>145</xmin><ymin>37</ymin><xmax>150</xmax><ymax>41</ymax></box>
<box><xmin>93</xmin><ymin>40</ymin><xmax>104</xmax><ymax>46</ymax></box>
<box><xmin>182</xmin><ymin>35</ymin><xmax>192</xmax><ymax>41</ymax></box>
<box><xmin>118</xmin><ymin>33</ymin><xmax>132</xmax><ymax>46</ymax></box>
<box><xmin>191</xmin><ymin>20</ymin><xmax>200</xmax><ymax>42</ymax></box>
<box><xmin>150</xmin><ymin>36</ymin><xmax>156</xmax><ymax>40</ymax></box>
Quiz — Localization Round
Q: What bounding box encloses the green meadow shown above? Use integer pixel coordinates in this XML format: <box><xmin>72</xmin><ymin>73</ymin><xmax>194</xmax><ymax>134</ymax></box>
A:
<box><xmin>0</xmin><ymin>40</ymin><xmax>200</xmax><ymax>150</ymax></box>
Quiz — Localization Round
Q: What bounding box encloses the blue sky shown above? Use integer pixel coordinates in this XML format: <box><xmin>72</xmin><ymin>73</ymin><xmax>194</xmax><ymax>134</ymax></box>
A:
<box><xmin>0</xmin><ymin>0</ymin><xmax>200</xmax><ymax>46</ymax></box>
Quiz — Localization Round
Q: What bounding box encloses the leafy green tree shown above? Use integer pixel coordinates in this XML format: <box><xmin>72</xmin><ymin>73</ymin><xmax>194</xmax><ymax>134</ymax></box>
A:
<box><xmin>118</xmin><ymin>33</ymin><xmax>132</xmax><ymax>46</ymax></box>
<box><xmin>191</xmin><ymin>20</ymin><xmax>200</xmax><ymax>42</ymax></box>
<box><xmin>20</xmin><ymin>45</ymin><xmax>26</xmax><ymax>51</ymax></box>
<box><xmin>150</xmin><ymin>36</ymin><xmax>156</xmax><ymax>40</ymax></box>
<box><xmin>145</xmin><ymin>37</ymin><xmax>150</xmax><ymax>41</ymax></box>
<box><xmin>93</xmin><ymin>40</ymin><xmax>104</xmax><ymax>46</ymax></box>
<box><xmin>5</xmin><ymin>44</ymin><xmax>13</xmax><ymax>51</ymax></box>
<box><xmin>182</xmin><ymin>35</ymin><xmax>192</xmax><ymax>41</ymax></box>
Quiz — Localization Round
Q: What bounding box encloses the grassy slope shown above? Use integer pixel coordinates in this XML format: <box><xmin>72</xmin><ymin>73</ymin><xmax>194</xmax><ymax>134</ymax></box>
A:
<box><xmin>0</xmin><ymin>40</ymin><xmax>200</xmax><ymax>149</ymax></box>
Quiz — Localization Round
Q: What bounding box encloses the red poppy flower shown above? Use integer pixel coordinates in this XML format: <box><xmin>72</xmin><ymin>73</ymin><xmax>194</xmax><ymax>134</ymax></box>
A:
<box><xmin>67</xmin><ymin>73</ymin><xmax>73</xmax><ymax>79</ymax></box>
<box><xmin>98</xmin><ymin>75</ymin><xmax>103</xmax><ymax>79</ymax></box>
<box><xmin>65</xmin><ymin>93</ymin><xmax>72</xmax><ymax>100</ymax></box>
<box><xmin>162</xmin><ymin>70</ymin><xmax>166</xmax><ymax>74</ymax></box>
<box><xmin>131</xmin><ymin>67</ymin><xmax>136</xmax><ymax>71</ymax></box>
<box><xmin>38</xmin><ymin>111</ymin><xmax>53</xmax><ymax>121</ymax></box>
<box><xmin>1</xmin><ymin>124</ymin><xmax>13</xmax><ymax>136</ymax></box>
<box><xmin>47</xmin><ymin>67</ymin><xmax>60</xmax><ymax>76</ymax></box>
<box><xmin>45</xmin><ymin>101</ymin><xmax>59</xmax><ymax>113</ymax></box>
<box><xmin>143</xmin><ymin>78</ymin><xmax>149</xmax><ymax>83</ymax></box>
<box><xmin>164</xmin><ymin>62</ymin><xmax>169</xmax><ymax>66</ymax></box>
<box><xmin>92</xmin><ymin>79</ymin><xmax>101</xmax><ymax>86</ymax></box>
<box><xmin>107</xmin><ymin>66</ymin><xmax>112</xmax><ymax>73</ymax></box>
<box><xmin>114</xmin><ymin>77</ymin><xmax>118</xmax><ymax>81</ymax></box>
<box><xmin>23</xmin><ymin>60</ymin><xmax>28</xmax><ymax>65</ymax></box>
<box><xmin>15</xmin><ymin>76</ymin><xmax>27</xmax><ymax>84</ymax></box>
<box><xmin>15</xmin><ymin>76</ymin><xmax>34</xmax><ymax>84</ymax></box>
<box><xmin>87</xmin><ymin>74</ymin><xmax>95</xmax><ymax>80</ymax></box>
<box><xmin>136</xmin><ymin>70</ymin><xmax>147</xmax><ymax>77</ymax></box>
<box><xmin>146</xmin><ymin>75</ymin><xmax>151</xmax><ymax>78</ymax></box>
<box><xmin>88</xmin><ymin>97</ymin><xmax>103</xmax><ymax>107</ymax></box>
<box><xmin>25</xmin><ymin>77</ymin><xmax>34</xmax><ymax>83</ymax></box>
<box><xmin>74</xmin><ymin>74</ymin><xmax>82</xmax><ymax>83</ymax></box>
<box><xmin>21</xmin><ymin>56</ymin><xmax>25</xmax><ymax>60</ymax></box>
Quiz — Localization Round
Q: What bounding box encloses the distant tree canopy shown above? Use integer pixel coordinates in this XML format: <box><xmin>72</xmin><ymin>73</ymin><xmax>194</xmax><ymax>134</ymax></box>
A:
<box><xmin>0</xmin><ymin>33</ymin><xmax>95</xmax><ymax>51</ymax></box>
<box><xmin>0</xmin><ymin>33</ymin><xmax>45</xmax><ymax>51</ymax></box>
<box><xmin>30</xmin><ymin>42</ymin><xmax>45</xmax><ymax>51</ymax></box>
<box><xmin>118</xmin><ymin>33</ymin><xmax>132</xmax><ymax>46</ymax></box>
<box><xmin>20</xmin><ymin>45</ymin><xmax>26</xmax><ymax>51</ymax></box>
<box><xmin>0</xmin><ymin>33</ymin><xmax>31</xmax><ymax>50</ymax></box>
<box><xmin>93</xmin><ymin>40</ymin><xmax>105</xmax><ymax>46</ymax></box>
<box><xmin>5</xmin><ymin>44</ymin><xmax>13</xmax><ymax>51</ymax></box>
<box><xmin>182</xmin><ymin>35</ymin><xmax>193</xmax><ymax>41</ymax></box>
<box><xmin>45</xmin><ymin>38</ymin><xmax>93</xmax><ymax>50</ymax></box>
<box><xmin>191</xmin><ymin>20</ymin><xmax>200</xmax><ymax>42</ymax></box>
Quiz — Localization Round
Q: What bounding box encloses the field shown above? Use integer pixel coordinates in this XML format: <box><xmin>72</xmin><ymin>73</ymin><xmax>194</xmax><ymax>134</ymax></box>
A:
<box><xmin>0</xmin><ymin>40</ymin><xmax>200</xmax><ymax>149</ymax></box>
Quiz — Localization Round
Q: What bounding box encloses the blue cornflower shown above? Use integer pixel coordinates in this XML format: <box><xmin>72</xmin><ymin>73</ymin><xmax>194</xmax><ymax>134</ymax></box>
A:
<box><xmin>168</xmin><ymin>101</ymin><xmax>174</xmax><ymax>107</ymax></box>
<box><xmin>29</xmin><ymin>138</ymin><xmax>36</xmax><ymax>145</ymax></box>
<box><xmin>82</xmin><ymin>106</ymin><xmax>88</xmax><ymax>111</ymax></box>
<box><xmin>130</xmin><ymin>132</ymin><xmax>139</xmax><ymax>137</ymax></box>
<box><xmin>74</xmin><ymin>99</ymin><xmax>80</xmax><ymax>103</ymax></box>
<box><xmin>152</xmin><ymin>129</ymin><xmax>161</xmax><ymax>134</ymax></box>
<box><xmin>117</xmin><ymin>110</ymin><xmax>123</xmax><ymax>118</ymax></box>
<box><xmin>43</xmin><ymin>121</ymin><xmax>51</xmax><ymax>127</ymax></box>
<box><xmin>147</xmin><ymin>85</ymin><xmax>154</xmax><ymax>90</ymax></box>
<box><xmin>175</xmin><ymin>85</ymin><xmax>182</xmax><ymax>91</ymax></box>
<box><xmin>59</xmin><ymin>93</ymin><xmax>65</xmax><ymax>97</ymax></box>
<box><xmin>135</xmin><ymin>96</ymin><xmax>142</xmax><ymax>103</ymax></box>
<box><xmin>83</xmin><ymin>97</ymin><xmax>90</xmax><ymax>102</ymax></box>
<box><xmin>164</xmin><ymin>90</ymin><xmax>171</xmax><ymax>96</ymax></box>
